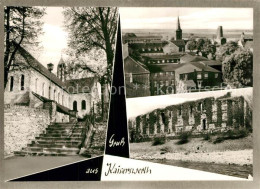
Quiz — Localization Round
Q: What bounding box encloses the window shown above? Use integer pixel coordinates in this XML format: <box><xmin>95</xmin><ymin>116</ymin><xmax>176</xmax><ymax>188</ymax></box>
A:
<box><xmin>204</xmin><ymin>73</ymin><xmax>208</xmax><ymax>79</ymax></box>
<box><xmin>42</xmin><ymin>83</ymin><xmax>45</xmax><ymax>96</ymax></box>
<box><xmin>73</xmin><ymin>101</ymin><xmax>77</xmax><ymax>111</ymax></box>
<box><xmin>162</xmin><ymin>60</ymin><xmax>165</xmax><ymax>63</ymax></box>
<box><xmin>178</xmin><ymin>106</ymin><xmax>182</xmax><ymax>116</ymax></box>
<box><xmin>165</xmin><ymin>72</ymin><xmax>168</xmax><ymax>75</ymax></box>
<box><xmin>35</xmin><ymin>78</ymin><xmax>38</xmax><ymax>93</ymax></box>
<box><xmin>21</xmin><ymin>75</ymin><xmax>24</xmax><ymax>90</ymax></box>
<box><xmin>157</xmin><ymin>60</ymin><xmax>160</xmax><ymax>64</ymax></box>
<box><xmin>215</xmin><ymin>73</ymin><xmax>218</xmax><ymax>78</ymax></box>
<box><xmin>129</xmin><ymin>73</ymin><xmax>133</xmax><ymax>83</ymax></box>
<box><xmin>154</xmin><ymin>81</ymin><xmax>157</xmax><ymax>87</ymax></box>
<box><xmin>184</xmin><ymin>74</ymin><xmax>188</xmax><ymax>80</ymax></box>
<box><xmin>154</xmin><ymin>73</ymin><xmax>158</xmax><ymax>77</ymax></box>
<box><xmin>154</xmin><ymin>48</ymin><xmax>157</xmax><ymax>51</ymax></box>
<box><xmin>58</xmin><ymin>93</ymin><xmax>60</xmax><ymax>103</ymax></box>
<box><xmin>82</xmin><ymin>100</ymin><xmax>86</xmax><ymax>110</ymax></box>
<box><xmin>148</xmin><ymin>48</ymin><xmax>151</xmax><ymax>51</ymax></box>
<box><xmin>171</xmin><ymin>80</ymin><xmax>174</xmax><ymax>85</ymax></box>
<box><xmin>171</xmin><ymin>72</ymin><xmax>174</xmax><ymax>76</ymax></box>
<box><xmin>49</xmin><ymin>86</ymin><xmax>51</xmax><ymax>99</ymax></box>
<box><xmin>197</xmin><ymin>73</ymin><xmax>202</xmax><ymax>79</ymax></box>
<box><xmin>159</xmin><ymin>72</ymin><xmax>163</xmax><ymax>76</ymax></box>
<box><xmin>190</xmin><ymin>106</ymin><xmax>193</xmax><ymax>115</ymax></box>
<box><xmin>53</xmin><ymin>89</ymin><xmax>56</xmax><ymax>101</ymax></box>
<box><xmin>142</xmin><ymin>48</ymin><xmax>145</xmax><ymax>52</ymax></box>
<box><xmin>10</xmin><ymin>76</ymin><xmax>14</xmax><ymax>91</ymax></box>
<box><xmin>165</xmin><ymin>81</ymin><xmax>169</xmax><ymax>86</ymax></box>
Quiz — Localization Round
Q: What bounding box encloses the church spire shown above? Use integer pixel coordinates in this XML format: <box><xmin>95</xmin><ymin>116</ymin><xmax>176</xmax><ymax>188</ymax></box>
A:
<box><xmin>177</xmin><ymin>16</ymin><xmax>181</xmax><ymax>30</ymax></box>
<box><xmin>176</xmin><ymin>16</ymin><xmax>182</xmax><ymax>40</ymax></box>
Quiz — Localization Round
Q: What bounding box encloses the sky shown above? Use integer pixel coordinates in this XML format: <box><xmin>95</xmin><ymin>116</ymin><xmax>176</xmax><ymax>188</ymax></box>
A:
<box><xmin>36</xmin><ymin>7</ymin><xmax>68</xmax><ymax>73</ymax></box>
<box><xmin>34</xmin><ymin>7</ymin><xmax>253</xmax><ymax>73</ymax></box>
<box><xmin>120</xmin><ymin>8</ymin><xmax>253</xmax><ymax>30</ymax></box>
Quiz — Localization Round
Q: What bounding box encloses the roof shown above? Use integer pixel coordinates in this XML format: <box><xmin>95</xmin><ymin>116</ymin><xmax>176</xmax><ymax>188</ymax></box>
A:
<box><xmin>180</xmin><ymin>54</ymin><xmax>209</xmax><ymax>63</ymax></box>
<box><xmin>189</xmin><ymin>62</ymin><xmax>221</xmax><ymax>73</ymax></box>
<box><xmin>171</xmin><ymin>40</ymin><xmax>186</xmax><ymax>47</ymax></box>
<box><xmin>147</xmin><ymin>64</ymin><xmax>184</xmax><ymax>73</ymax></box>
<box><xmin>124</xmin><ymin>56</ymin><xmax>150</xmax><ymax>74</ymax></box>
<box><xmin>65</xmin><ymin>77</ymin><xmax>96</xmax><ymax>94</ymax></box>
<box><xmin>196</xmin><ymin>60</ymin><xmax>222</xmax><ymax>66</ymax></box>
<box><xmin>144</xmin><ymin>54</ymin><xmax>183</xmax><ymax>60</ymax></box>
<box><xmin>32</xmin><ymin>91</ymin><xmax>72</xmax><ymax>115</ymax></box>
<box><xmin>58</xmin><ymin>57</ymin><xmax>65</xmax><ymax>65</ymax></box>
<box><xmin>16</xmin><ymin>44</ymin><xmax>66</xmax><ymax>89</ymax></box>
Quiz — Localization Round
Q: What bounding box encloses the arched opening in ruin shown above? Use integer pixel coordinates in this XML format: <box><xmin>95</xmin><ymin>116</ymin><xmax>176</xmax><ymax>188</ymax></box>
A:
<box><xmin>203</xmin><ymin>118</ymin><xmax>207</xmax><ymax>130</ymax></box>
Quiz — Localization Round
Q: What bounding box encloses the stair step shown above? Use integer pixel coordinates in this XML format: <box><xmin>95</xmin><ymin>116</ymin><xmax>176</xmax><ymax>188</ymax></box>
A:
<box><xmin>28</xmin><ymin>143</ymin><xmax>79</xmax><ymax>148</ymax></box>
<box><xmin>39</xmin><ymin>133</ymin><xmax>82</xmax><ymax>137</ymax></box>
<box><xmin>46</xmin><ymin>128</ymin><xmax>84</xmax><ymax>132</ymax></box>
<box><xmin>35</xmin><ymin>137</ymin><xmax>82</xmax><ymax>141</ymax></box>
<box><xmin>14</xmin><ymin>151</ymin><xmax>78</xmax><ymax>156</ymax></box>
<box><xmin>33</xmin><ymin>140</ymin><xmax>81</xmax><ymax>145</ymax></box>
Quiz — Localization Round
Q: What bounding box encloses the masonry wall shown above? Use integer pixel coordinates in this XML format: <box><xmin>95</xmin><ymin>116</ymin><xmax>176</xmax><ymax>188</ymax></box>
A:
<box><xmin>4</xmin><ymin>105</ymin><xmax>50</xmax><ymax>157</ymax></box>
<box><xmin>128</xmin><ymin>94</ymin><xmax>252</xmax><ymax>142</ymax></box>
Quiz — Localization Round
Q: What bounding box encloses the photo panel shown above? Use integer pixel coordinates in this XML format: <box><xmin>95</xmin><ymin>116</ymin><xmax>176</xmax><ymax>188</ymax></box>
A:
<box><xmin>121</xmin><ymin>7</ymin><xmax>253</xmax><ymax>179</ymax></box>
<box><xmin>3</xmin><ymin>6</ymin><xmax>118</xmax><ymax>181</ymax></box>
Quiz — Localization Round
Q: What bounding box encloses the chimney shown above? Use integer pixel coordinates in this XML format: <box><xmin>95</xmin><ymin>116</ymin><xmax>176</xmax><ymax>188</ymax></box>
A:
<box><xmin>47</xmin><ymin>63</ymin><xmax>54</xmax><ymax>72</ymax></box>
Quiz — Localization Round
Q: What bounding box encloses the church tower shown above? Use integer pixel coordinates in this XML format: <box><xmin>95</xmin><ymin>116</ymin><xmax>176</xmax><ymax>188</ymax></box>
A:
<box><xmin>176</xmin><ymin>16</ymin><xmax>182</xmax><ymax>40</ymax></box>
<box><xmin>57</xmin><ymin>57</ymin><xmax>66</xmax><ymax>82</ymax></box>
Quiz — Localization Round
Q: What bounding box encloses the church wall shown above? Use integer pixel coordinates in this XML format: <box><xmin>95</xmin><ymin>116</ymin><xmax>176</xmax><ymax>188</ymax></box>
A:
<box><xmin>70</xmin><ymin>93</ymin><xmax>93</xmax><ymax>118</ymax></box>
<box><xmin>4</xmin><ymin>69</ymin><xmax>31</xmax><ymax>105</ymax></box>
<box><xmin>29</xmin><ymin>68</ymin><xmax>70</xmax><ymax>108</ymax></box>
<box><xmin>4</xmin><ymin>105</ymin><xmax>50</xmax><ymax>157</ymax></box>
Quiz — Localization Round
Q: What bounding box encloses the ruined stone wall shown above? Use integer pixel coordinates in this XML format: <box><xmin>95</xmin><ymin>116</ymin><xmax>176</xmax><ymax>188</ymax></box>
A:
<box><xmin>128</xmin><ymin>95</ymin><xmax>251</xmax><ymax>141</ymax></box>
<box><xmin>4</xmin><ymin>105</ymin><xmax>50</xmax><ymax>157</ymax></box>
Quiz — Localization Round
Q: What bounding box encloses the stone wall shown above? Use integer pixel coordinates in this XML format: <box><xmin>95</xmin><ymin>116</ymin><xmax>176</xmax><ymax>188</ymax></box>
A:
<box><xmin>128</xmin><ymin>93</ymin><xmax>252</xmax><ymax>142</ymax></box>
<box><xmin>4</xmin><ymin>105</ymin><xmax>50</xmax><ymax>157</ymax></box>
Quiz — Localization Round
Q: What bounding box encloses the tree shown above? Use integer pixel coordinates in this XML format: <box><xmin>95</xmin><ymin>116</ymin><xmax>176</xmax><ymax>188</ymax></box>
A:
<box><xmin>196</xmin><ymin>38</ymin><xmax>205</xmax><ymax>52</ymax></box>
<box><xmin>63</xmin><ymin>7</ymin><xmax>118</xmax><ymax>119</ymax></box>
<box><xmin>222</xmin><ymin>49</ymin><xmax>253</xmax><ymax>88</ymax></box>
<box><xmin>186</xmin><ymin>40</ymin><xmax>197</xmax><ymax>52</ymax></box>
<box><xmin>4</xmin><ymin>6</ymin><xmax>46</xmax><ymax>89</ymax></box>
<box><xmin>216</xmin><ymin>41</ymin><xmax>239</xmax><ymax>62</ymax></box>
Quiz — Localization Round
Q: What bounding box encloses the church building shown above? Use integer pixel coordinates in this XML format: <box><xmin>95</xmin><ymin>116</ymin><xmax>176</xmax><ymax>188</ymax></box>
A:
<box><xmin>4</xmin><ymin>44</ymin><xmax>101</xmax><ymax>121</ymax></box>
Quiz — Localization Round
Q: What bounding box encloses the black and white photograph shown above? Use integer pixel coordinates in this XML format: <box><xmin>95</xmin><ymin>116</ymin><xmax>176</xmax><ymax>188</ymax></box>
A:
<box><xmin>121</xmin><ymin>8</ymin><xmax>253</xmax><ymax>179</ymax></box>
<box><xmin>3</xmin><ymin>6</ymin><xmax>118</xmax><ymax>180</ymax></box>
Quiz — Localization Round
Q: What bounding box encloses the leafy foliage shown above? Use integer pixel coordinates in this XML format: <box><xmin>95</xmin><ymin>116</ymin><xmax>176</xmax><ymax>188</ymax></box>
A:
<box><xmin>152</xmin><ymin>135</ymin><xmax>166</xmax><ymax>146</ymax></box>
<box><xmin>176</xmin><ymin>132</ymin><xmax>191</xmax><ymax>145</ymax></box>
<box><xmin>216</xmin><ymin>41</ymin><xmax>239</xmax><ymax>62</ymax></box>
<box><xmin>186</xmin><ymin>40</ymin><xmax>197</xmax><ymax>52</ymax></box>
<box><xmin>222</xmin><ymin>49</ymin><xmax>253</xmax><ymax>87</ymax></box>
<box><xmin>4</xmin><ymin>6</ymin><xmax>46</xmax><ymax>88</ymax></box>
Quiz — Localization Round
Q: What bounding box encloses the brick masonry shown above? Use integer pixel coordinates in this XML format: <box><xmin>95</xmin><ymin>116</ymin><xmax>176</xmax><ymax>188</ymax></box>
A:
<box><xmin>4</xmin><ymin>105</ymin><xmax>51</xmax><ymax>157</ymax></box>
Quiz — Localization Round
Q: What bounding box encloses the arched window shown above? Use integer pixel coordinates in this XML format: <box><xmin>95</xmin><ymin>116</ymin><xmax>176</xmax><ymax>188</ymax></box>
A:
<box><xmin>21</xmin><ymin>75</ymin><xmax>24</xmax><ymax>90</ymax></box>
<box><xmin>73</xmin><ymin>101</ymin><xmax>77</xmax><ymax>111</ymax></box>
<box><xmin>49</xmin><ymin>86</ymin><xmax>51</xmax><ymax>99</ymax></box>
<box><xmin>35</xmin><ymin>78</ymin><xmax>38</xmax><ymax>93</ymax></box>
<box><xmin>82</xmin><ymin>100</ymin><xmax>86</xmax><ymax>110</ymax></box>
<box><xmin>58</xmin><ymin>92</ymin><xmax>60</xmax><ymax>103</ymax></box>
<box><xmin>53</xmin><ymin>89</ymin><xmax>56</xmax><ymax>101</ymax></box>
<box><xmin>10</xmin><ymin>76</ymin><xmax>14</xmax><ymax>91</ymax></box>
<box><xmin>42</xmin><ymin>83</ymin><xmax>45</xmax><ymax>96</ymax></box>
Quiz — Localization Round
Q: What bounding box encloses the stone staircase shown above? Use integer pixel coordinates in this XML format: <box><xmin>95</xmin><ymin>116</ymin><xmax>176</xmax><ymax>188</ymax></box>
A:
<box><xmin>14</xmin><ymin>122</ymin><xmax>85</xmax><ymax>156</ymax></box>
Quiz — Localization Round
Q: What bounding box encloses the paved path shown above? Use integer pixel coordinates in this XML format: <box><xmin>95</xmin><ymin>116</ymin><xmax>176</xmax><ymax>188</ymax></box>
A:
<box><xmin>3</xmin><ymin>156</ymin><xmax>87</xmax><ymax>181</ymax></box>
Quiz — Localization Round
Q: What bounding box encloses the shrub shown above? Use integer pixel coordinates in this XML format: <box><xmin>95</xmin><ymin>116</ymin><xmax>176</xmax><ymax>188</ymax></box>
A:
<box><xmin>213</xmin><ymin>128</ymin><xmax>249</xmax><ymax>144</ymax></box>
<box><xmin>160</xmin><ymin>146</ymin><xmax>172</xmax><ymax>153</ymax></box>
<box><xmin>152</xmin><ymin>136</ymin><xmax>166</xmax><ymax>146</ymax></box>
<box><xmin>176</xmin><ymin>132</ymin><xmax>191</xmax><ymax>145</ymax></box>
